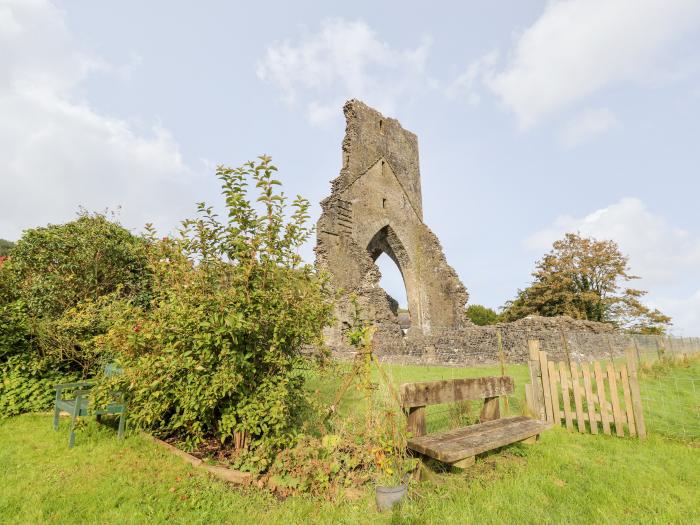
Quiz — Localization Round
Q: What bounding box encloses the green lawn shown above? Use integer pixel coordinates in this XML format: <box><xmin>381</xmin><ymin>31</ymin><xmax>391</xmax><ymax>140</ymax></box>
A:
<box><xmin>2</xmin><ymin>360</ymin><xmax>699</xmax><ymax>525</ymax></box>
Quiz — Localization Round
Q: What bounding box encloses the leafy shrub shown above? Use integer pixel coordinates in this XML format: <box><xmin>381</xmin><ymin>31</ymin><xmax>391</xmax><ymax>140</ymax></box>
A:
<box><xmin>0</xmin><ymin>212</ymin><xmax>150</xmax><ymax>382</ymax></box>
<box><xmin>0</xmin><ymin>354</ymin><xmax>76</xmax><ymax>417</ymax></box>
<box><xmin>261</xmin><ymin>434</ymin><xmax>377</xmax><ymax>498</ymax></box>
<box><xmin>0</xmin><ymin>301</ymin><xmax>31</xmax><ymax>361</ymax></box>
<box><xmin>97</xmin><ymin>157</ymin><xmax>333</xmax><ymax>463</ymax></box>
<box><xmin>0</xmin><ymin>213</ymin><xmax>153</xmax><ymax>417</ymax></box>
<box><xmin>2</xmin><ymin>212</ymin><xmax>150</xmax><ymax>318</ymax></box>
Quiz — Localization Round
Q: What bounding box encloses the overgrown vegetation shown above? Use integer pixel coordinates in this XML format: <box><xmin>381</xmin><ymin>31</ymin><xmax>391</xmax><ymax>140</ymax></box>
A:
<box><xmin>501</xmin><ymin>233</ymin><xmax>671</xmax><ymax>333</ymax></box>
<box><xmin>2</xmin><ymin>156</ymin><xmax>422</xmax><ymax>494</ymax></box>
<box><xmin>96</xmin><ymin>156</ymin><xmax>333</xmax><ymax>465</ymax></box>
<box><xmin>261</xmin><ymin>300</ymin><xmax>418</xmax><ymax>497</ymax></box>
<box><xmin>0</xmin><ymin>213</ymin><xmax>150</xmax><ymax>415</ymax></box>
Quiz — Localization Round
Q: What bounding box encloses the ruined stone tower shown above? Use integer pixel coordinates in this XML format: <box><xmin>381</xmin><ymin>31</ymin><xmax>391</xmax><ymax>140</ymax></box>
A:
<box><xmin>315</xmin><ymin>100</ymin><xmax>470</xmax><ymax>353</ymax></box>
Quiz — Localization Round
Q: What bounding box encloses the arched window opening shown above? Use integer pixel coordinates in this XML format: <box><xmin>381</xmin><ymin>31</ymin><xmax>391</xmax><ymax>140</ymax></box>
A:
<box><xmin>375</xmin><ymin>252</ymin><xmax>411</xmax><ymax>334</ymax></box>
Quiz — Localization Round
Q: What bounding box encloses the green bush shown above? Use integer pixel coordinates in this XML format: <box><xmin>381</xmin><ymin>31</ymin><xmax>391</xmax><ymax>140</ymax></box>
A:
<box><xmin>0</xmin><ymin>354</ymin><xmax>76</xmax><ymax>417</ymax></box>
<box><xmin>0</xmin><ymin>213</ymin><xmax>152</xmax><ymax>417</ymax></box>
<box><xmin>261</xmin><ymin>434</ymin><xmax>376</xmax><ymax>498</ymax></box>
<box><xmin>0</xmin><ymin>213</ymin><xmax>150</xmax><ymax>376</ymax></box>
<box><xmin>97</xmin><ymin>157</ymin><xmax>333</xmax><ymax>466</ymax></box>
<box><xmin>2</xmin><ymin>212</ymin><xmax>150</xmax><ymax>319</ymax></box>
<box><xmin>0</xmin><ymin>300</ymin><xmax>31</xmax><ymax>361</ymax></box>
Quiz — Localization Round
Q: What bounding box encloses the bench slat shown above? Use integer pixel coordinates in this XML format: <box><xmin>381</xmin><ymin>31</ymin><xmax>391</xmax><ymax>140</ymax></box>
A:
<box><xmin>407</xmin><ymin>416</ymin><xmax>551</xmax><ymax>463</ymax></box>
<box><xmin>56</xmin><ymin>399</ymin><xmax>90</xmax><ymax>416</ymax></box>
<box><xmin>401</xmin><ymin>376</ymin><xmax>514</xmax><ymax>408</ymax></box>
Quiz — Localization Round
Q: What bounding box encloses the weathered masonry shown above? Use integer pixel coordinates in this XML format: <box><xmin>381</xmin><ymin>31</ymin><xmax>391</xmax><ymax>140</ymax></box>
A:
<box><xmin>315</xmin><ymin>101</ymin><xmax>691</xmax><ymax>364</ymax></box>
<box><xmin>315</xmin><ymin>100</ymin><xmax>471</xmax><ymax>352</ymax></box>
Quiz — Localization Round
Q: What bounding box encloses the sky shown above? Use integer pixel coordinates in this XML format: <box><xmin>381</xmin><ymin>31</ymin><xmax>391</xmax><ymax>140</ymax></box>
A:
<box><xmin>1</xmin><ymin>0</ymin><xmax>699</xmax><ymax>334</ymax></box>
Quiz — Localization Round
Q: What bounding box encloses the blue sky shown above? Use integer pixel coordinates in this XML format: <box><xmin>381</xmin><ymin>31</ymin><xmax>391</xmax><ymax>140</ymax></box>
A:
<box><xmin>1</xmin><ymin>0</ymin><xmax>699</xmax><ymax>333</ymax></box>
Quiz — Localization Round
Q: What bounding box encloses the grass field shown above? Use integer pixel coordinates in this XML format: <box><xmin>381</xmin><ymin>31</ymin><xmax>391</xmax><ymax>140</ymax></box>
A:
<box><xmin>1</xmin><ymin>360</ymin><xmax>699</xmax><ymax>525</ymax></box>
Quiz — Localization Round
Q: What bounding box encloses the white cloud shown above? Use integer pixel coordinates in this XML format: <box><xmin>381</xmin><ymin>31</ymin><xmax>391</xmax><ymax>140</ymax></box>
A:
<box><xmin>560</xmin><ymin>108</ymin><xmax>618</xmax><ymax>148</ymax></box>
<box><xmin>485</xmin><ymin>0</ymin><xmax>700</xmax><ymax>128</ymax></box>
<box><xmin>526</xmin><ymin>197</ymin><xmax>700</xmax><ymax>333</ymax></box>
<box><xmin>0</xmin><ymin>0</ymin><xmax>198</xmax><ymax>240</ymax></box>
<box><xmin>256</xmin><ymin>18</ymin><xmax>431</xmax><ymax>125</ymax></box>
<box><xmin>445</xmin><ymin>50</ymin><xmax>498</xmax><ymax>105</ymax></box>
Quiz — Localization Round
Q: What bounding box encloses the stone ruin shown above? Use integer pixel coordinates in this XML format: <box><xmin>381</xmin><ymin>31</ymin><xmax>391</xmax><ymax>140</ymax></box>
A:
<box><xmin>315</xmin><ymin>100</ymin><xmax>471</xmax><ymax>352</ymax></box>
<box><xmin>315</xmin><ymin>100</ymin><xmax>621</xmax><ymax>364</ymax></box>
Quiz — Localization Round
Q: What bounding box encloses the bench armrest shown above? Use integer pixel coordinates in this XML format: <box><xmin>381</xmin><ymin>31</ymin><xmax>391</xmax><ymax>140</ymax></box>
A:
<box><xmin>54</xmin><ymin>382</ymin><xmax>95</xmax><ymax>401</ymax></box>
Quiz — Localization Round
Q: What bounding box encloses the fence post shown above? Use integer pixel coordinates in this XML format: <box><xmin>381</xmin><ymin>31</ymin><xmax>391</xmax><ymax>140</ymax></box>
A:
<box><xmin>667</xmin><ymin>337</ymin><xmax>675</xmax><ymax>360</ymax></box>
<box><xmin>632</xmin><ymin>337</ymin><xmax>641</xmax><ymax>364</ymax></box>
<box><xmin>496</xmin><ymin>330</ymin><xmax>510</xmax><ymax>415</ymax></box>
<box><xmin>560</xmin><ymin>331</ymin><xmax>571</xmax><ymax>369</ymax></box>
<box><xmin>606</xmin><ymin>336</ymin><xmax>615</xmax><ymax>364</ymax></box>
<box><xmin>625</xmin><ymin>349</ymin><xmax>647</xmax><ymax>440</ymax></box>
<box><xmin>527</xmin><ymin>340</ymin><xmax>546</xmax><ymax>421</ymax></box>
<box><xmin>538</xmin><ymin>349</ymin><xmax>554</xmax><ymax>423</ymax></box>
<box><xmin>655</xmin><ymin>337</ymin><xmax>662</xmax><ymax>362</ymax></box>
<box><xmin>497</xmin><ymin>330</ymin><xmax>505</xmax><ymax>377</ymax></box>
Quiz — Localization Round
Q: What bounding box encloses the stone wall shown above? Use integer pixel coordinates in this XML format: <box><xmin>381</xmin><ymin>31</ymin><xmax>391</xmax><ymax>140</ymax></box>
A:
<box><xmin>333</xmin><ymin>314</ymin><xmax>700</xmax><ymax>366</ymax></box>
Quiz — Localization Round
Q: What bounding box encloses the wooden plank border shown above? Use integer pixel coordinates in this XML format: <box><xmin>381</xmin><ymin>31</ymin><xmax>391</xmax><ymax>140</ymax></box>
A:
<box><xmin>581</xmin><ymin>363</ymin><xmax>598</xmax><ymax>435</ymax></box>
<box><xmin>593</xmin><ymin>361</ymin><xmax>611</xmax><ymax>435</ymax></box>
<box><xmin>570</xmin><ymin>362</ymin><xmax>586</xmax><ymax>433</ymax></box>
<box><xmin>539</xmin><ymin>350</ymin><xmax>554</xmax><ymax>423</ymax></box>
<box><xmin>142</xmin><ymin>433</ymin><xmax>253</xmax><ymax>485</ymax></box>
<box><xmin>558</xmin><ymin>361</ymin><xmax>574</xmax><ymax>432</ymax></box>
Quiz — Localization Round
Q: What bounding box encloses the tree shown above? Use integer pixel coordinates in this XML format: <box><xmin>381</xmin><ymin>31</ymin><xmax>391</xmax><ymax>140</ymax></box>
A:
<box><xmin>501</xmin><ymin>233</ymin><xmax>671</xmax><ymax>333</ymax></box>
<box><xmin>465</xmin><ymin>304</ymin><xmax>500</xmax><ymax>326</ymax></box>
<box><xmin>0</xmin><ymin>239</ymin><xmax>14</xmax><ymax>257</ymax></box>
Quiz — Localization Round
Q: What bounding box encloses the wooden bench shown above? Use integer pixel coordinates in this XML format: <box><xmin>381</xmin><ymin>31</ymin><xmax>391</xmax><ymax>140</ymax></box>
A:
<box><xmin>401</xmin><ymin>376</ymin><xmax>552</xmax><ymax>468</ymax></box>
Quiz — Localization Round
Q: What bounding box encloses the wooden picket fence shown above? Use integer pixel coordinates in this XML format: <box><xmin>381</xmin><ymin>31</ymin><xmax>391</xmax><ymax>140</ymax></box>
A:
<box><xmin>525</xmin><ymin>340</ymin><xmax>646</xmax><ymax>439</ymax></box>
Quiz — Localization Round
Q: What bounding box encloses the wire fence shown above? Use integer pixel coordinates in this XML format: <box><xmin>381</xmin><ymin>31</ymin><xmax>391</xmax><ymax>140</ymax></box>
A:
<box><xmin>637</xmin><ymin>356</ymin><xmax>700</xmax><ymax>441</ymax></box>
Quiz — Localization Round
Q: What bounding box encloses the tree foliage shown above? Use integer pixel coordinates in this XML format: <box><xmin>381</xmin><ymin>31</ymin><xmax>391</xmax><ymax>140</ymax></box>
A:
<box><xmin>501</xmin><ymin>233</ymin><xmax>671</xmax><ymax>333</ymax></box>
<box><xmin>0</xmin><ymin>238</ymin><xmax>14</xmax><ymax>257</ymax></box>
<box><xmin>465</xmin><ymin>304</ymin><xmax>500</xmax><ymax>326</ymax></box>
<box><xmin>96</xmin><ymin>156</ymin><xmax>333</xmax><ymax>464</ymax></box>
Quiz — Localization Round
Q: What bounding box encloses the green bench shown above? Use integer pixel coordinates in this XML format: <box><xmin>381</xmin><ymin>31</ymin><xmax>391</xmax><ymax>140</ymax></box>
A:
<box><xmin>53</xmin><ymin>364</ymin><xmax>126</xmax><ymax>448</ymax></box>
